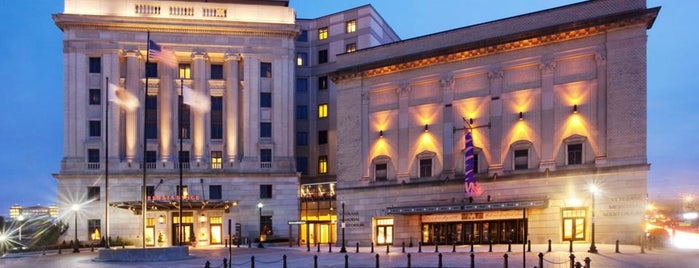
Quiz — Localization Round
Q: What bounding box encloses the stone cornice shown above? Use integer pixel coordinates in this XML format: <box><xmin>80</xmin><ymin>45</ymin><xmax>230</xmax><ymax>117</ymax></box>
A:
<box><xmin>331</xmin><ymin>7</ymin><xmax>660</xmax><ymax>82</ymax></box>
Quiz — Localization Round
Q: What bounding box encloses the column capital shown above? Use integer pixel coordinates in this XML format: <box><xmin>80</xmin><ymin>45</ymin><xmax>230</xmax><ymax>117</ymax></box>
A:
<box><xmin>440</xmin><ymin>75</ymin><xmax>454</xmax><ymax>92</ymax></box>
<box><xmin>594</xmin><ymin>52</ymin><xmax>606</xmax><ymax>65</ymax></box>
<box><xmin>539</xmin><ymin>60</ymin><xmax>557</xmax><ymax>75</ymax></box>
<box><xmin>224</xmin><ymin>52</ymin><xmax>241</xmax><ymax>62</ymax></box>
<box><xmin>191</xmin><ymin>51</ymin><xmax>208</xmax><ymax>61</ymax></box>
<box><xmin>123</xmin><ymin>50</ymin><xmax>140</xmax><ymax>58</ymax></box>
<box><xmin>361</xmin><ymin>92</ymin><xmax>370</xmax><ymax>104</ymax></box>
<box><xmin>488</xmin><ymin>69</ymin><xmax>503</xmax><ymax>80</ymax></box>
<box><xmin>396</xmin><ymin>85</ymin><xmax>411</xmax><ymax>98</ymax></box>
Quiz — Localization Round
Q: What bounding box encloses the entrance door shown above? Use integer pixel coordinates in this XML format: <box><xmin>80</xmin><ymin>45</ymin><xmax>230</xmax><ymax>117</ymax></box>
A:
<box><xmin>172</xmin><ymin>212</ymin><xmax>194</xmax><ymax>245</ymax></box>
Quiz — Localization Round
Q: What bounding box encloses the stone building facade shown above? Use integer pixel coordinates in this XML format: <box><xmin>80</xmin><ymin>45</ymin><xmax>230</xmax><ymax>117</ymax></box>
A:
<box><xmin>331</xmin><ymin>0</ymin><xmax>658</xmax><ymax>246</ymax></box>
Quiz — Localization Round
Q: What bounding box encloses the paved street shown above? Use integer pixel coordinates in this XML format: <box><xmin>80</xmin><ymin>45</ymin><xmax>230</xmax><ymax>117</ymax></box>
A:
<box><xmin>1</xmin><ymin>243</ymin><xmax>698</xmax><ymax>268</ymax></box>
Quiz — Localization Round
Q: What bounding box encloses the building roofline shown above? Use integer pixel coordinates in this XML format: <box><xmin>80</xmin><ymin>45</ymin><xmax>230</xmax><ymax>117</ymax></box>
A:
<box><xmin>295</xmin><ymin>4</ymin><xmax>400</xmax><ymax>41</ymax></box>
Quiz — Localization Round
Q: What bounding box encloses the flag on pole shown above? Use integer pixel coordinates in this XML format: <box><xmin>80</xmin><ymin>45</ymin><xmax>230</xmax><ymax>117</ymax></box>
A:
<box><xmin>108</xmin><ymin>83</ymin><xmax>140</xmax><ymax>112</ymax></box>
<box><xmin>182</xmin><ymin>85</ymin><xmax>210</xmax><ymax>113</ymax></box>
<box><xmin>148</xmin><ymin>40</ymin><xmax>178</xmax><ymax>68</ymax></box>
<box><xmin>464</xmin><ymin>128</ymin><xmax>482</xmax><ymax>196</ymax></box>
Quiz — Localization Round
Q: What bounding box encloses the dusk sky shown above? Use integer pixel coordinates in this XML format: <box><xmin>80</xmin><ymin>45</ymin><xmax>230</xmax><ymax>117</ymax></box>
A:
<box><xmin>0</xmin><ymin>0</ymin><xmax>695</xmax><ymax>217</ymax></box>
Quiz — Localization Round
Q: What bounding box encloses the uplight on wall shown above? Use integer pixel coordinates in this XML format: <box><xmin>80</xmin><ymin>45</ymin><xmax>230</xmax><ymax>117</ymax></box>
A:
<box><xmin>573</xmin><ymin>104</ymin><xmax>579</xmax><ymax>114</ymax></box>
<box><xmin>379</xmin><ymin>130</ymin><xmax>384</xmax><ymax>138</ymax></box>
<box><xmin>424</xmin><ymin>124</ymin><xmax>429</xmax><ymax>132</ymax></box>
<box><xmin>518</xmin><ymin>112</ymin><xmax>524</xmax><ymax>121</ymax></box>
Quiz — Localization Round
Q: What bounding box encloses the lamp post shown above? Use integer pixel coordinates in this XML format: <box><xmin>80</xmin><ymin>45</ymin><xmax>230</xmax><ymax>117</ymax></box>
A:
<box><xmin>72</xmin><ymin>204</ymin><xmax>81</xmax><ymax>253</ymax></box>
<box><xmin>16</xmin><ymin>215</ymin><xmax>24</xmax><ymax>243</ymax></box>
<box><xmin>339</xmin><ymin>202</ymin><xmax>347</xmax><ymax>253</ymax></box>
<box><xmin>0</xmin><ymin>233</ymin><xmax>7</xmax><ymax>256</ymax></box>
<box><xmin>588</xmin><ymin>184</ymin><xmax>599</xmax><ymax>253</ymax></box>
<box><xmin>257</xmin><ymin>202</ymin><xmax>264</xmax><ymax>248</ymax></box>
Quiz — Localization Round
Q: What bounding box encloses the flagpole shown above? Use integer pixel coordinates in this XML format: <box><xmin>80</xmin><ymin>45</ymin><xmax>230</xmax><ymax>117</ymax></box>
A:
<box><xmin>178</xmin><ymin>78</ymin><xmax>184</xmax><ymax>246</ymax></box>
<box><xmin>104</xmin><ymin>76</ymin><xmax>110</xmax><ymax>249</ymax></box>
<box><xmin>142</xmin><ymin>31</ymin><xmax>150</xmax><ymax>249</ymax></box>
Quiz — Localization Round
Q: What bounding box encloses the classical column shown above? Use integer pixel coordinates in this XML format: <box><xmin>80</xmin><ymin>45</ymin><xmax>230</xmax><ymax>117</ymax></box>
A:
<box><xmin>104</xmin><ymin>52</ymin><xmax>121</xmax><ymax>161</ymax></box>
<box><xmin>539</xmin><ymin>59</ymin><xmax>556</xmax><ymax>171</ymax></box>
<box><xmin>396</xmin><ymin>85</ymin><xmax>411</xmax><ymax>180</ymax></box>
<box><xmin>360</xmin><ymin>92</ymin><xmax>370</xmax><ymax>179</ymax></box>
<box><xmin>191</xmin><ymin>52</ymin><xmax>208</xmax><ymax>165</ymax></box>
<box><xmin>224</xmin><ymin>53</ymin><xmax>240</xmax><ymax>165</ymax></box>
<box><xmin>124</xmin><ymin>50</ymin><xmax>141</xmax><ymax>162</ymax></box>
<box><xmin>441</xmin><ymin>76</ymin><xmax>455</xmax><ymax>176</ymax></box>
<box><xmin>159</xmin><ymin>55</ymin><xmax>175</xmax><ymax>165</ymax></box>
<box><xmin>488</xmin><ymin>69</ymin><xmax>504</xmax><ymax>176</ymax></box>
<box><xmin>594</xmin><ymin>52</ymin><xmax>607</xmax><ymax>165</ymax></box>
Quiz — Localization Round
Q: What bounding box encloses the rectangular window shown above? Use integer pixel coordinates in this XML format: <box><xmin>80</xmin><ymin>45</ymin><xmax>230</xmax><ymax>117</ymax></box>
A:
<box><xmin>146</xmin><ymin>185</ymin><xmax>155</xmax><ymax>197</ymax></box>
<box><xmin>145</xmin><ymin>150</ymin><xmax>157</xmax><ymax>163</ymax></box>
<box><xmin>318</xmin><ymin>155</ymin><xmax>328</xmax><ymax>174</ymax></box>
<box><xmin>260</xmin><ymin>184</ymin><xmax>273</xmax><ymax>199</ymax></box>
<box><xmin>296</xmin><ymin>78</ymin><xmax>308</xmax><ymax>93</ymax></box>
<box><xmin>296</xmin><ymin>105</ymin><xmax>308</xmax><ymax>120</ymax></box>
<box><xmin>260</xmin><ymin>62</ymin><xmax>272</xmax><ymax>78</ymax></box>
<box><xmin>318</xmin><ymin>130</ymin><xmax>328</xmax><ymax>145</ymax></box>
<box><xmin>376</xmin><ymin>163</ymin><xmax>387</xmax><ymax>181</ymax></box>
<box><xmin>87</xmin><ymin>186</ymin><xmax>100</xmax><ymax>201</ymax></box>
<box><xmin>88</xmin><ymin>149</ymin><xmax>100</xmax><ymax>163</ymax></box>
<box><xmin>211</xmin><ymin>151</ymin><xmax>222</xmax><ymax>169</ymax></box>
<box><xmin>260</xmin><ymin>122</ymin><xmax>272</xmax><ymax>138</ymax></box>
<box><xmin>346</xmin><ymin>43</ymin><xmax>356</xmax><ymax>53</ymax></box>
<box><xmin>145</xmin><ymin>95</ymin><xmax>158</xmax><ymax>139</ymax></box>
<box><xmin>296</xmin><ymin>131</ymin><xmax>308</xmax><ymax>146</ymax></box>
<box><xmin>260</xmin><ymin>92</ymin><xmax>272</xmax><ymax>108</ymax></box>
<box><xmin>179</xmin><ymin>151</ymin><xmax>190</xmax><ymax>164</ymax></box>
<box><xmin>567</xmin><ymin>143</ymin><xmax>583</xmax><ymax>165</ymax></box>
<box><xmin>260</xmin><ymin>215</ymin><xmax>273</xmax><ymax>239</ymax></box>
<box><xmin>146</xmin><ymin>62</ymin><xmax>158</xmax><ymax>78</ymax></box>
<box><xmin>318</xmin><ymin>49</ymin><xmax>328</xmax><ymax>64</ymax></box>
<box><xmin>296</xmin><ymin>157</ymin><xmax>307</xmax><ymax>174</ymax></box>
<box><xmin>179</xmin><ymin>96</ymin><xmax>190</xmax><ymax>139</ymax></box>
<box><xmin>210</xmin><ymin>64</ymin><xmax>223</xmax><ymax>80</ymax></box>
<box><xmin>562</xmin><ymin>208</ymin><xmax>586</xmax><ymax>241</ymax></box>
<box><xmin>260</xmin><ymin>149</ymin><xmax>272</xmax><ymax>163</ymax></box>
<box><xmin>89</xmin><ymin>89</ymin><xmax>101</xmax><ymax>105</ymax></box>
<box><xmin>178</xmin><ymin>64</ymin><xmax>191</xmax><ymax>79</ymax></box>
<box><xmin>419</xmin><ymin>159</ymin><xmax>432</xmax><ymax>177</ymax></box>
<box><xmin>177</xmin><ymin>185</ymin><xmax>189</xmax><ymax>197</ymax></box>
<box><xmin>87</xmin><ymin>219</ymin><xmax>101</xmax><ymax>241</ymax></box>
<box><xmin>296</xmin><ymin>53</ymin><xmax>307</xmax><ymax>66</ymax></box>
<box><xmin>209</xmin><ymin>185</ymin><xmax>222</xmax><ymax>200</ymax></box>
<box><xmin>89</xmin><ymin>57</ymin><xmax>101</xmax><ymax>73</ymax></box>
<box><xmin>318</xmin><ymin>104</ymin><xmax>328</xmax><ymax>118</ymax></box>
<box><xmin>211</xmin><ymin>96</ymin><xmax>223</xmax><ymax>139</ymax></box>
<box><xmin>89</xmin><ymin>120</ymin><xmax>101</xmax><ymax>137</ymax></box>
<box><xmin>514</xmin><ymin>149</ymin><xmax>528</xmax><ymax>170</ymax></box>
<box><xmin>318</xmin><ymin>76</ymin><xmax>328</xmax><ymax>90</ymax></box>
<box><xmin>318</xmin><ymin>27</ymin><xmax>328</xmax><ymax>40</ymax></box>
<box><xmin>346</xmin><ymin>20</ymin><xmax>356</xmax><ymax>33</ymax></box>
<box><xmin>297</xmin><ymin>30</ymin><xmax>308</xmax><ymax>42</ymax></box>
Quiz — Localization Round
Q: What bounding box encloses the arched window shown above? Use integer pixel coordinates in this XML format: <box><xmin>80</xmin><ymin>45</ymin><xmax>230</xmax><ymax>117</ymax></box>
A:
<box><xmin>415</xmin><ymin>151</ymin><xmax>437</xmax><ymax>178</ymax></box>
<box><xmin>371</xmin><ymin>155</ymin><xmax>393</xmax><ymax>181</ymax></box>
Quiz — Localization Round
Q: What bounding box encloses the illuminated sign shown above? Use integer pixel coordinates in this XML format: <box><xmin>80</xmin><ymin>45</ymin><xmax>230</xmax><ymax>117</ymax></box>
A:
<box><xmin>147</xmin><ymin>195</ymin><xmax>200</xmax><ymax>201</ymax></box>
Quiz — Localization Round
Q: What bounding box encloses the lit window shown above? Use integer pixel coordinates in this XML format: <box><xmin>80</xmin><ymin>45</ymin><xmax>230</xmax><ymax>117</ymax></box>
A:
<box><xmin>346</xmin><ymin>20</ymin><xmax>356</xmax><ymax>33</ymax></box>
<box><xmin>178</xmin><ymin>64</ymin><xmax>191</xmax><ymax>79</ymax></box>
<box><xmin>562</xmin><ymin>208</ymin><xmax>586</xmax><ymax>241</ymax></box>
<box><xmin>211</xmin><ymin>151</ymin><xmax>222</xmax><ymax>169</ymax></box>
<box><xmin>318</xmin><ymin>104</ymin><xmax>328</xmax><ymax>118</ymax></box>
<box><xmin>318</xmin><ymin>27</ymin><xmax>328</xmax><ymax>40</ymax></box>
<box><xmin>567</xmin><ymin>143</ymin><xmax>583</xmax><ymax>165</ymax></box>
<box><xmin>346</xmin><ymin>43</ymin><xmax>356</xmax><ymax>53</ymax></box>
<box><xmin>296</xmin><ymin>53</ymin><xmax>307</xmax><ymax>66</ymax></box>
<box><xmin>87</xmin><ymin>219</ymin><xmax>101</xmax><ymax>241</ymax></box>
<box><xmin>177</xmin><ymin>185</ymin><xmax>189</xmax><ymax>197</ymax></box>
<box><xmin>514</xmin><ymin>149</ymin><xmax>528</xmax><ymax>170</ymax></box>
<box><xmin>318</xmin><ymin>155</ymin><xmax>328</xmax><ymax>174</ymax></box>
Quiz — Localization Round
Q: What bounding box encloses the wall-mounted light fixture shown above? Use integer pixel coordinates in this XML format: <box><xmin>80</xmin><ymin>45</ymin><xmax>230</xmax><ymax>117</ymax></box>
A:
<box><xmin>573</xmin><ymin>104</ymin><xmax>578</xmax><ymax>114</ymax></box>
<box><xmin>424</xmin><ymin>124</ymin><xmax>429</xmax><ymax>132</ymax></box>
<box><xmin>469</xmin><ymin>118</ymin><xmax>474</xmax><ymax>125</ymax></box>
<box><xmin>199</xmin><ymin>214</ymin><xmax>206</xmax><ymax>223</ymax></box>
<box><xmin>518</xmin><ymin>112</ymin><xmax>524</xmax><ymax>121</ymax></box>
<box><xmin>158</xmin><ymin>215</ymin><xmax>165</xmax><ymax>224</ymax></box>
<box><xmin>379</xmin><ymin>130</ymin><xmax>383</xmax><ymax>138</ymax></box>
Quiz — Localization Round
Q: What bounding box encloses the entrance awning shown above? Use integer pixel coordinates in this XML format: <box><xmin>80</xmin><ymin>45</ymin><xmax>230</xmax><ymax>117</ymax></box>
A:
<box><xmin>387</xmin><ymin>200</ymin><xmax>548</xmax><ymax>215</ymax></box>
<box><xmin>110</xmin><ymin>200</ymin><xmax>237</xmax><ymax>214</ymax></box>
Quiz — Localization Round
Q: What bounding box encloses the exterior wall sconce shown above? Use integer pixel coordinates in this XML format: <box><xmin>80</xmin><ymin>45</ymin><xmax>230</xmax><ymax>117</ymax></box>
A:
<box><xmin>573</xmin><ymin>104</ymin><xmax>578</xmax><ymax>114</ymax></box>
<box><xmin>199</xmin><ymin>214</ymin><xmax>206</xmax><ymax>223</ymax></box>
<box><xmin>424</xmin><ymin>124</ymin><xmax>429</xmax><ymax>132</ymax></box>
<box><xmin>469</xmin><ymin>118</ymin><xmax>474</xmax><ymax>125</ymax></box>
<box><xmin>518</xmin><ymin>112</ymin><xmax>524</xmax><ymax>121</ymax></box>
<box><xmin>158</xmin><ymin>215</ymin><xmax>165</xmax><ymax>224</ymax></box>
<box><xmin>379</xmin><ymin>130</ymin><xmax>383</xmax><ymax>138</ymax></box>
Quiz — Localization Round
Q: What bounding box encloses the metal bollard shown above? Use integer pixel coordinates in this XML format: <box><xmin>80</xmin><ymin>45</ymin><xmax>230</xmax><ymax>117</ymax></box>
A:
<box><xmin>402</xmin><ymin>241</ymin><xmax>405</xmax><ymax>253</ymax></box>
<box><xmin>503</xmin><ymin>253</ymin><xmax>509</xmax><ymax>268</ymax></box>
<box><xmin>538</xmin><ymin>252</ymin><xmax>544</xmax><ymax>268</ymax></box>
<box><xmin>584</xmin><ymin>256</ymin><xmax>591</xmax><ymax>268</ymax></box>
<box><xmin>329</xmin><ymin>242</ymin><xmax>332</xmax><ymax>253</ymax></box>
<box><xmin>317</xmin><ymin>242</ymin><xmax>320</xmax><ymax>253</ymax></box>
<box><xmin>386</xmin><ymin>243</ymin><xmax>389</xmax><ymax>254</ymax></box>
<box><xmin>435</xmin><ymin>242</ymin><xmax>439</xmax><ymax>253</ymax></box>
<box><xmin>489</xmin><ymin>240</ymin><xmax>493</xmax><ymax>252</ymax></box>
<box><xmin>371</xmin><ymin>242</ymin><xmax>374</xmax><ymax>253</ymax></box>
<box><xmin>356</xmin><ymin>242</ymin><xmax>359</xmax><ymax>253</ymax></box>
<box><xmin>470</xmin><ymin>240</ymin><xmax>474</xmax><ymax>252</ymax></box>
<box><xmin>407</xmin><ymin>253</ymin><xmax>411</xmax><ymax>268</ymax></box>
<box><xmin>569</xmin><ymin>254</ymin><xmax>575</xmax><ymax>268</ymax></box>
<box><xmin>58</xmin><ymin>247</ymin><xmax>62</xmax><ymax>254</ymax></box>
<box><xmin>528</xmin><ymin>240</ymin><xmax>531</xmax><ymax>252</ymax></box>
<box><xmin>313</xmin><ymin>255</ymin><xmax>318</xmax><ymax>268</ymax></box>
<box><xmin>507</xmin><ymin>240</ymin><xmax>511</xmax><ymax>252</ymax></box>
<box><xmin>91</xmin><ymin>243</ymin><xmax>94</xmax><ymax>252</ymax></box>
<box><xmin>438</xmin><ymin>253</ymin><xmax>443</xmax><ymax>268</ymax></box>
<box><xmin>375</xmin><ymin>253</ymin><xmax>379</xmax><ymax>268</ymax></box>
<box><xmin>344</xmin><ymin>254</ymin><xmax>349</xmax><ymax>268</ymax></box>
<box><xmin>248</xmin><ymin>240</ymin><xmax>251</xmax><ymax>248</ymax></box>
<box><xmin>418</xmin><ymin>241</ymin><xmax>422</xmax><ymax>253</ymax></box>
<box><xmin>470</xmin><ymin>252</ymin><xmax>475</xmax><ymax>268</ymax></box>
<box><xmin>569</xmin><ymin>240</ymin><xmax>573</xmax><ymax>252</ymax></box>
<box><xmin>251</xmin><ymin>256</ymin><xmax>255</xmax><ymax>268</ymax></box>
<box><xmin>283</xmin><ymin>255</ymin><xmax>287</xmax><ymax>268</ymax></box>
<box><xmin>204</xmin><ymin>260</ymin><xmax>210</xmax><ymax>268</ymax></box>
<box><xmin>575</xmin><ymin>261</ymin><xmax>582</xmax><ymax>268</ymax></box>
<box><xmin>223</xmin><ymin>258</ymin><xmax>227</xmax><ymax>268</ymax></box>
<box><xmin>615</xmin><ymin>239</ymin><xmax>620</xmax><ymax>253</ymax></box>
<box><xmin>548</xmin><ymin>239</ymin><xmax>552</xmax><ymax>252</ymax></box>
<box><xmin>452</xmin><ymin>242</ymin><xmax>456</xmax><ymax>253</ymax></box>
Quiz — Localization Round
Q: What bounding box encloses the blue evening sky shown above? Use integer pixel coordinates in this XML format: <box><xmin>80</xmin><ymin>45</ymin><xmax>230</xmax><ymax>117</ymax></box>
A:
<box><xmin>0</xmin><ymin>1</ymin><xmax>695</xmax><ymax>217</ymax></box>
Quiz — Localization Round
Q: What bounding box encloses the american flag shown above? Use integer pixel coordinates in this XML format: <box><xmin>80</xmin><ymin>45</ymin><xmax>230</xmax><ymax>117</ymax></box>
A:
<box><xmin>148</xmin><ymin>40</ymin><xmax>178</xmax><ymax>68</ymax></box>
<box><xmin>464</xmin><ymin>128</ymin><xmax>482</xmax><ymax>196</ymax></box>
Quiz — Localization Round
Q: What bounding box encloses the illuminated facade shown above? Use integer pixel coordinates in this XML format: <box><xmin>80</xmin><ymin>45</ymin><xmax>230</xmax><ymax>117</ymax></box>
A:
<box><xmin>332</xmin><ymin>0</ymin><xmax>659</xmax><ymax>246</ymax></box>
<box><xmin>53</xmin><ymin>0</ymin><xmax>300</xmax><ymax>246</ymax></box>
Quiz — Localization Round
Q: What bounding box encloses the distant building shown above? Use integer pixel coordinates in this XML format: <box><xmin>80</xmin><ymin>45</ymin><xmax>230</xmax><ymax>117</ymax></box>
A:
<box><xmin>9</xmin><ymin>205</ymin><xmax>59</xmax><ymax>220</ymax></box>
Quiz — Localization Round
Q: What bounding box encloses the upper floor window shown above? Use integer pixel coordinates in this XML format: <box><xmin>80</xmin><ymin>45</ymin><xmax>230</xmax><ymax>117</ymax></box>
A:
<box><xmin>318</xmin><ymin>130</ymin><xmax>328</xmax><ymax>145</ymax></box>
<box><xmin>146</xmin><ymin>185</ymin><xmax>155</xmax><ymax>197</ymax></box>
<box><xmin>260</xmin><ymin>184</ymin><xmax>273</xmax><ymax>199</ymax></box>
<box><xmin>145</xmin><ymin>95</ymin><xmax>158</xmax><ymax>139</ymax></box>
<box><xmin>296</xmin><ymin>53</ymin><xmax>307</xmax><ymax>66</ymax></box>
<box><xmin>567</xmin><ymin>143</ymin><xmax>583</xmax><ymax>165</ymax></box>
<box><xmin>514</xmin><ymin>149</ymin><xmax>529</xmax><ymax>170</ymax></box>
<box><xmin>296</xmin><ymin>78</ymin><xmax>308</xmax><ymax>93</ymax></box>
<box><xmin>260</xmin><ymin>62</ymin><xmax>272</xmax><ymax>78</ymax></box>
<box><xmin>89</xmin><ymin>57</ymin><xmax>101</xmax><ymax>73</ymax></box>
<box><xmin>89</xmin><ymin>89</ymin><xmax>101</xmax><ymax>105</ymax></box>
<box><xmin>260</xmin><ymin>93</ymin><xmax>272</xmax><ymax>108</ymax></box>
<box><xmin>318</xmin><ymin>76</ymin><xmax>328</xmax><ymax>90</ymax></box>
<box><xmin>210</xmin><ymin>185</ymin><xmax>222</xmax><ymax>200</ymax></box>
<box><xmin>296</xmin><ymin>157</ymin><xmax>308</xmax><ymax>175</ymax></box>
<box><xmin>178</xmin><ymin>64</ymin><xmax>191</xmax><ymax>79</ymax></box>
<box><xmin>419</xmin><ymin>159</ymin><xmax>432</xmax><ymax>178</ymax></box>
<box><xmin>375</xmin><ymin>163</ymin><xmax>387</xmax><ymax>181</ymax></box>
<box><xmin>89</xmin><ymin>120</ymin><xmax>101</xmax><ymax>137</ymax></box>
<box><xmin>260</xmin><ymin>122</ymin><xmax>272</xmax><ymax>138</ymax></box>
<box><xmin>179</xmin><ymin>96</ymin><xmax>191</xmax><ymax>139</ymax></box>
<box><xmin>177</xmin><ymin>185</ymin><xmax>189</xmax><ymax>197</ymax></box>
<box><xmin>346</xmin><ymin>43</ymin><xmax>357</xmax><ymax>53</ymax></box>
<box><xmin>146</xmin><ymin>62</ymin><xmax>158</xmax><ymax>78</ymax></box>
<box><xmin>318</xmin><ymin>155</ymin><xmax>328</xmax><ymax>174</ymax></box>
<box><xmin>296</xmin><ymin>131</ymin><xmax>308</xmax><ymax>146</ymax></box>
<box><xmin>87</xmin><ymin>186</ymin><xmax>100</xmax><ymax>201</ymax></box>
<box><xmin>210</xmin><ymin>64</ymin><xmax>223</xmax><ymax>80</ymax></box>
<box><xmin>260</xmin><ymin>149</ymin><xmax>272</xmax><ymax>163</ymax></box>
<box><xmin>346</xmin><ymin>20</ymin><xmax>356</xmax><ymax>33</ymax></box>
<box><xmin>296</xmin><ymin>105</ymin><xmax>308</xmax><ymax>120</ymax></box>
<box><xmin>145</xmin><ymin>150</ymin><xmax>157</xmax><ymax>164</ymax></box>
<box><xmin>211</xmin><ymin>96</ymin><xmax>223</xmax><ymax>139</ymax></box>
<box><xmin>318</xmin><ymin>104</ymin><xmax>328</xmax><ymax>119</ymax></box>
<box><xmin>318</xmin><ymin>27</ymin><xmax>328</xmax><ymax>40</ymax></box>
<box><xmin>297</xmin><ymin>30</ymin><xmax>308</xmax><ymax>42</ymax></box>
<box><xmin>211</xmin><ymin>151</ymin><xmax>222</xmax><ymax>169</ymax></box>
<box><xmin>318</xmin><ymin>50</ymin><xmax>328</xmax><ymax>64</ymax></box>
<box><xmin>87</xmin><ymin>149</ymin><xmax>100</xmax><ymax>163</ymax></box>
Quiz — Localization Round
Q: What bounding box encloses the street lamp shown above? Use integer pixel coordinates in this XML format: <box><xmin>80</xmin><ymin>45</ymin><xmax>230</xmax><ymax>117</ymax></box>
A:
<box><xmin>588</xmin><ymin>184</ymin><xmax>599</xmax><ymax>253</ymax></box>
<box><xmin>72</xmin><ymin>204</ymin><xmax>81</xmax><ymax>253</ymax></box>
<box><xmin>339</xmin><ymin>202</ymin><xmax>347</xmax><ymax>253</ymax></box>
<box><xmin>257</xmin><ymin>202</ymin><xmax>264</xmax><ymax>248</ymax></box>
<box><xmin>16</xmin><ymin>215</ymin><xmax>24</xmax><ymax>243</ymax></box>
<box><xmin>0</xmin><ymin>233</ymin><xmax>7</xmax><ymax>256</ymax></box>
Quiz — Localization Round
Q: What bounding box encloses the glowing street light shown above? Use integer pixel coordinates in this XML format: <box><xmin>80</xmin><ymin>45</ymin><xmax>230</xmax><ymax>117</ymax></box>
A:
<box><xmin>16</xmin><ymin>215</ymin><xmax>25</xmax><ymax>242</ymax></box>
<box><xmin>0</xmin><ymin>233</ymin><xmax>7</xmax><ymax>255</ymax></box>
<box><xmin>72</xmin><ymin>204</ymin><xmax>81</xmax><ymax>253</ymax></box>
<box><xmin>257</xmin><ymin>202</ymin><xmax>264</xmax><ymax>248</ymax></box>
<box><xmin>588</xmin><ymin>184</ymin><xmax>599</xmax><ymax>253</ymax></box>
